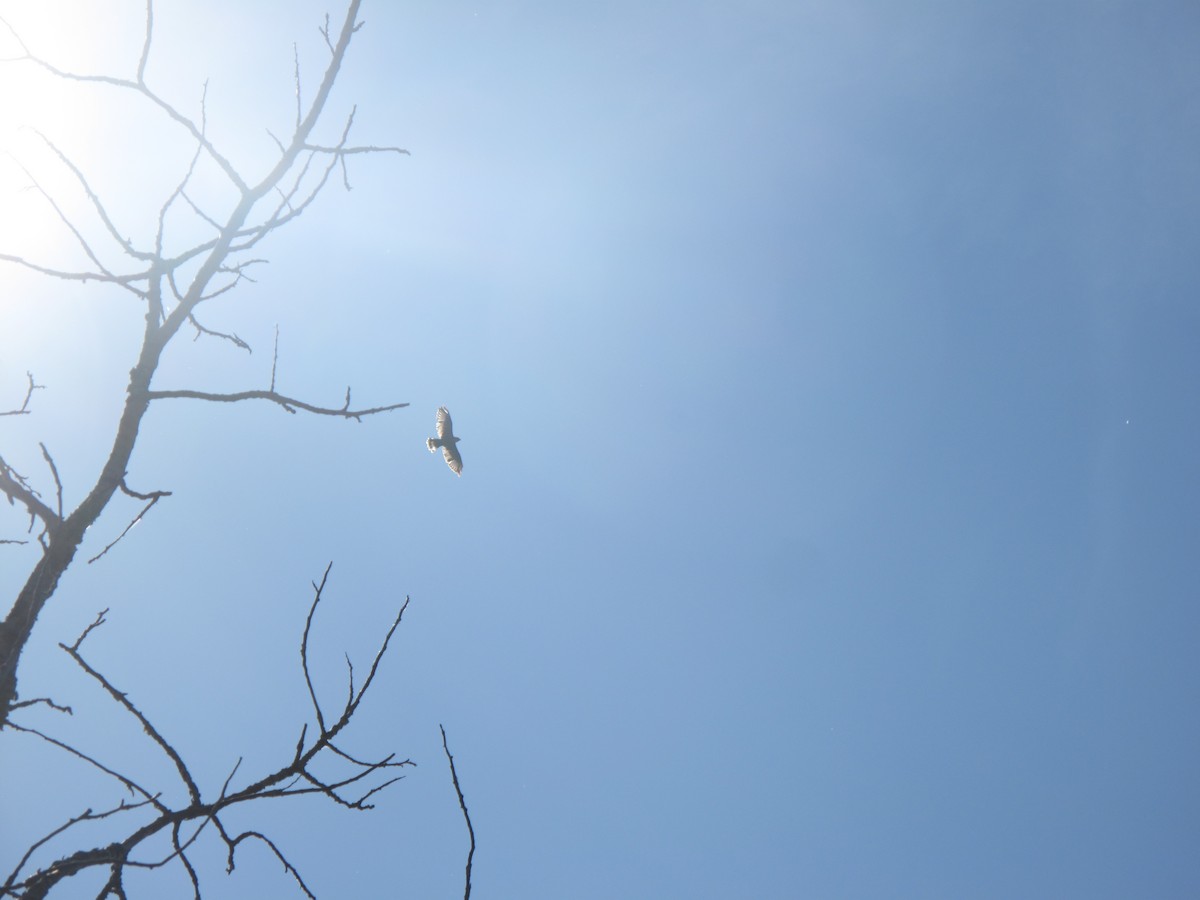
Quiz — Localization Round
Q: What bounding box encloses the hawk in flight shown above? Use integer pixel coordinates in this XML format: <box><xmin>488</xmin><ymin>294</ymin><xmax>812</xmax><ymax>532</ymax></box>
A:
<box><xmin>427</xmin><ymin>406</ymin><xmax>463</xmax><ymax>475</ymax></box>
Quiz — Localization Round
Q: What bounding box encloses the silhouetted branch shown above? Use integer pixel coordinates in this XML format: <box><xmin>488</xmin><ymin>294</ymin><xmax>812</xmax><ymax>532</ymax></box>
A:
<box><xmin>218</xmin><ymin>826</ymin><xmax>317</xmax><ymax>900</ymax></box>
<box><xmin>187</xmin><ymin>314</ymin><xmax>253</xmax><ymax>351</ymax></box>
<box><xmin>155</xmin><ymin>134</ymin><xmax>205</xmax><ymax>259</ymax></box>
<box><xmin>146</xmin><ymin>388</ymin><xmax>408</xmax><ymax>420</ymax></box>
<box><xmin>8</xmin><ymin>695</ymin><xmax>72</xmax><ymax>715</ymax></box>
<box><xmin>86</xmin><ymin>481</ymin><xmax>172</xmax><ymax>564</ymax></box>
<box><xmin>34</xmin><ymin>130</ymin><xmax>148</xmax><ymax>265</ymax></box>
<box><xmin>0</xmin><ymin>253</ymin><xmax>146</xmax><ymax>285</ymax></box>
<box><xmin>318</xmin><ymin>14</ymin><xmax>336</xmax><ymax>55</ymax></box>
<box><xmin>2</xmin><ymin>145</ymin><xmax>123</xmax><ymax>281</ymax></box>
<box><xmin>0</xmin><ymin>10</ymin><xmax>247</xmax><ymax>192</ymax></box>
<box><xmin>303</xmin><ymin>143</ymin><xmax>411</xmax><ymax>156</ymax></box>
<box><xmin>1</xmin><ymin>796</ymin><xmax>158</xmax><ymax>898</ymax></box>
<box><xmin>1</xmin><ymin>373</ymin><xmax>43</xmax><ymax>417</ymax></box>
<box><xmin>441</xmin><ymin>725</ymin><xmax>476</xmax><ymax>900</ymax></box>
<box><xmin>0</xmin><ymin>453</ymin><xmax>61</xmax><ymax>535</ymax></box>
<box><xmin>301</xmin><ymin>104</ymin><xmax>410</xmax><ymax>192</ymax></box>
<box><xmin>293</xmin><ymin>43</ymin><xmax>303</xmax><ymax>132</ymax></box>
<box><xmin>301</xmin><ymin>564</ymin><xmax>332</xmax><ymax>734</ymax></box>
<box><xmin>1</xmin><ymin>2</ymin><xmax>429</xmax><ymax>893</ymax></box>
<box><xmin>4</xmin><ymin>567</ymin><xmax>411</xmax><ymax>897</ymax></box>
<box><xmin>171</xmin><ymin>820</ymin><xmax>202</xmax><ymax>897</ymax></box>
<box><xmin>60</xmin><ymin>613</ymin><xmax>202</xmax><ymax>804</ymax></box>
<box><xmin>270</xmin><ymin>326</ymin><xmax>281</xmax><ymax>391</ymax></box>
<box><xmin>37</xmin><ymin>444</ymin><xmax>62</xmax><ymax>519</ymax></box>
<box><xmin>6</xmin><ymin>721</ymin><xmax>162</xmax><ymax>809</ymax></box>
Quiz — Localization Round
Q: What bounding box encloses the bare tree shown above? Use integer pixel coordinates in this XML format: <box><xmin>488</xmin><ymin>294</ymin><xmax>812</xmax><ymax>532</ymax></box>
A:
<box><xmin>0</xmin><ymin>2</ymin><xmax>467</xmax><ymax>895</ymax></box>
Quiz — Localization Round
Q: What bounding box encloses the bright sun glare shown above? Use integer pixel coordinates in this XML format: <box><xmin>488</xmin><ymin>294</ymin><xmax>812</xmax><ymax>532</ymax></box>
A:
<box><xmin>0</xmin><ymin>5</ymin><xmax>125</xmax><ymax>260</ymax></box>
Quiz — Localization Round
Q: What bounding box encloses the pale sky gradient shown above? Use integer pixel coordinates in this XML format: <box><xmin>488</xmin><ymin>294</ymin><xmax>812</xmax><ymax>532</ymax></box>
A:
<box><xmin>2</xmin><ymin>1</ymin><xmax>1199</xmax><ymax>898</ymax></box>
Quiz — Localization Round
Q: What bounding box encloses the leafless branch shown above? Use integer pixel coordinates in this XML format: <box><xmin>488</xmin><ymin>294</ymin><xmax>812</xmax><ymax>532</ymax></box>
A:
<box><xmin>303</xmin><ymin>143</ymin><xmax>410</xmax><ymax>156</ymax></box>
<box><xmin>301</xmin><ymin>564</ymin><xmax>332</xmax><ymax>735</ymax></box>
<box><xmin>293</xmin><ymin>43</ymin><xmax>302</xmax><ymax>132</ymax></box>
<box><xmin>85</xmin><ymin>481</ymin><xmax>172</xmax><ymax>565</ymax></box>
<box><xmin>6</xmin><ymin>721</ymin><xmax>163</xmax><ymax>809</ymax></box>
<box><xmin>0</xmin><ymin>251</ymin><xmax>147</xmax><ymax>285</ymax></box>
<box><xmin>136</xmin><ymin>0</ymin><xmax>153</xmax><ymax>85</ymax></box>
<box><xmin>0</xmin><ymin>18</ymin><xmax>247</xmax><ymax>192</ymax></box>
<box><xmin>1</xmin><ymin>796</ymin><xmax>158</xmax><ymax>898</ymax></box>
<box><xmin>115</xmin><ymin>480</ymin><xmax>166</xmax><ymax>503</ymax></box>
<box><xmin>68</xmin><ymin>608</ymin><xmax>108</xmax><ymax>653</ymax></box>
<box><xmin>1</xmin><ymin>372</ymin><xmax>43</xmax><ymax>417</ymax></box>
<box><xmin>1</xmin><ymin>2</ymin><xmax>427</xmax><ymax>893</ymax></box>
<box><xmin>229</xmin><ymin>149</ymin><xmax>340</xmax><ymax>250</ymax></box>
<box><xmin>155</xmin><ymin>138</ymin><xmax>205</xmax><ymax>260</ymax></box>
<box><xmin>187</xmin><ymin>313</ymin><xmax>252</xmax><ymax>352</ymax></box>
<box><xmin>9</xmin><ymin>695</ymin><xmax>72</xmax><ymax>715</ymax></box>
<box><xmin>146</xmin><ymin>388</ymin><xmax>409</xmax><ymax>421</ymax></box>
<box><xmin>219</xmin><ymin>827</ymin><xmax>317</xmax><ymax>900</ymax></box>
<box><xmin>441</xmin><ymin>725</ymin><xmax>476</xmax><ymax>900</ymax></box>
<box><xmin>5</xmin><ymin>568</ymin><xmax>412</xmax><ymax>896</ymax></box>
<box><xmin>301</xmin><ymin>104</ymin><xmax>410</xmax><ymax>193</ymax></box>
<box><xmin>171</xmin><ymin>820</ymin><xmax>202</xmax><ymax>898</ymax></box>
<box><xmin>271</xmin><ymin>325</ymin><xmax>281</xmax><ymax>391</ymax></box>
<box><xmin>319</xmin><ymin>14</ymin><xmax>335</xmax><ymax>55</ymax></box>
<box><xmin>60</xmin><ymin>618</ymin><xmax>202</xmax><ymax>805</ymax></box>
<box><xmin>179</xmin><ymin>190</ymin><xmax>222</xmax><ymax>233</ymax></box>
<box><xmin>38</xmin><ymin>443</ymin><xmax>63</xmax><ymax>519</ymax></box>
<box><xmin>0</xmin><ymin>452</ymin><xmax>62</xmax><ymax>534</ymax></box>
<box><xmin>33</xmin><ymin>131</ymin><xmax>148</xmax><ymax>263</ymax></box>
<box><xmin>0</xmin><ymin>148</ymin><xmax>118</xmax><ymax>284</ymax></box>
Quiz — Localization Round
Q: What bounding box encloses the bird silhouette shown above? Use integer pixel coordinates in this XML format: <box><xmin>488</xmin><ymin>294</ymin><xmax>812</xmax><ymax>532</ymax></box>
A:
<box><xmin>427</xmin><ymin>406</ymin><xmax>462</xmax><ymax>475</ymax></box>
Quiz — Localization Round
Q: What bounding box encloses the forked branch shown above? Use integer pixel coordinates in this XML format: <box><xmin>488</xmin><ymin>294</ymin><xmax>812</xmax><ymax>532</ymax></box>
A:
<box><xmin>0</xmin><ymin>373</ymin><xmax>43</xmax><ymax>417</ymax></box>
<box><xmin>3</xmin><ymin>568</ymin><xmax>411</xmax><ymax>898</ymax></box>
<box><xmin>1</xmin><ymin>0</ymin><xmax>409</xmax><ymax>731</ymax></box>
<box><xmin>146</xmin><ymin>388</ymin><xmax>408</xmax><ymax>421</ymax></box>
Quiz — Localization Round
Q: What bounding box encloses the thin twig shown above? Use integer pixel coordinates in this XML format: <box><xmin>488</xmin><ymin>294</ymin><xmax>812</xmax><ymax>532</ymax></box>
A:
<box><xmin>188</xmin><ymin>314</ymin><xmax>252</xmax><ymax>352</ymax></box>
<box><xmin>0</xmin><ymin>372</ymin><xmax>43</xmax><ymax>416</ymax></box>
<box><xmin>293</xmin><ymin>43</ymin><xmax>302</xmax><ymax>131</ymax></box>
<box><xmin>87</xmin><ymin>483</ymin><xmax>172</xmax><ymax>564</ymax></box>
<box><xmin>68</xmin><ymin>608</ymin><xmax>109</xmax><ymax>652</ymax></box>
<box><xmin>32</xmin><ymin>130</ymin><xmax>148</xmax><ymax>262</ymax></box>
<box><xmin>146</xmin><ymin>388</ymin><xmax>408</xmax><ymax>420</ymax></box>
<box><xmin>0</xmin><ymin>797</ymin><xmax>157</xmax><ymax>897</ymax></box>
<box><xmin>9</xmin><ymin>695</ymin><xmax>73</xmax><ymax>714</ymax></box>
<box><xmin>221</xmin><ymin>829</ymin><xmax>317</xmax><ymax>900</ymax></box>
<box><xmin>171</xmin><ymin>820</ymin><xmax>202</xmax><ymax>898</ymax></box>
<box><xmin>441</xmin><ymin>724</ymin><xmax>476</xmax><ymax>900</ymax></box>
<box><xmin>60</xmin><ymin>633</ymin><xmax>203</xmax><ymax>804</ymax></box>
<box><xmin>39</xmin><ymin>442</ymin><xmax>63</xmax><ymax>518</ymax></box>
<box><xmin>270</xmin><ymin>325</ymin><xmax>280</xmax><ymax>391</ymax></box>
<box><xmin>301</xmin><ymin>563</ymin><xmax>332</xmax><ymax>734</ymax></box>
<box><xmin>4</xmin><ymin>146</ymin><xmax>123</xmax><ymax>275</ymax></box>
<box><xmin>6</xmin><ymin>721</ymin><xmax>162</xmax><ymax>808</ymax></box>
<box><xmin>5</xmin><ymin>564</ymin><xmax>413</xmax><ymax>895</ymax></box>
<box><xmin>0</xmin><ymin>452</ymin><xmax>62</xmax><ymax>533</ymax></box>
<box><xmin>303</xmin><ymin>142</ymin><xmax>410</xmax><ymax>156</ymax></box>
<box><xmin>156</xmin><ymin>138</ymin><xmax>205</xmax><ymax>259</ymax></box>
<box><xmin>0</xmin><ymin>251</ymin><xmax>147</xmax><ymax>285</ymax></box>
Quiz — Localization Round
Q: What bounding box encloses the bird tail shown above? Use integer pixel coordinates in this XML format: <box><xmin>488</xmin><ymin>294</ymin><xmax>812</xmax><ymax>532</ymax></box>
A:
<box><xmin>427</xmin><ymin>438</ymin><xmax>439</xmax><ymax>452</ymax></box>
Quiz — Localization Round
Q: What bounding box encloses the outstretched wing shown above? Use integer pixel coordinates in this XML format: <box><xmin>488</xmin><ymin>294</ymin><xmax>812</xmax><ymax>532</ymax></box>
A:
<box><xmin>442</xmin><ymin>442</ymin><xmax>463</xmax><ymax>475</ymax></box>
<box><xmin>435</xmin><ymin>406</ymin><xmax>455</xmax><ymax>440</ymax></box>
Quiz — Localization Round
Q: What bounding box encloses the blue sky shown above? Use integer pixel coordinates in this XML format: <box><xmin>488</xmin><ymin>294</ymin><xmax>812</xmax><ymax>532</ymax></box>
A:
<box><xmin>2</xmin><ymin>1</ymin><xmax>1199</xmax><ymax>897</ymax></box>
